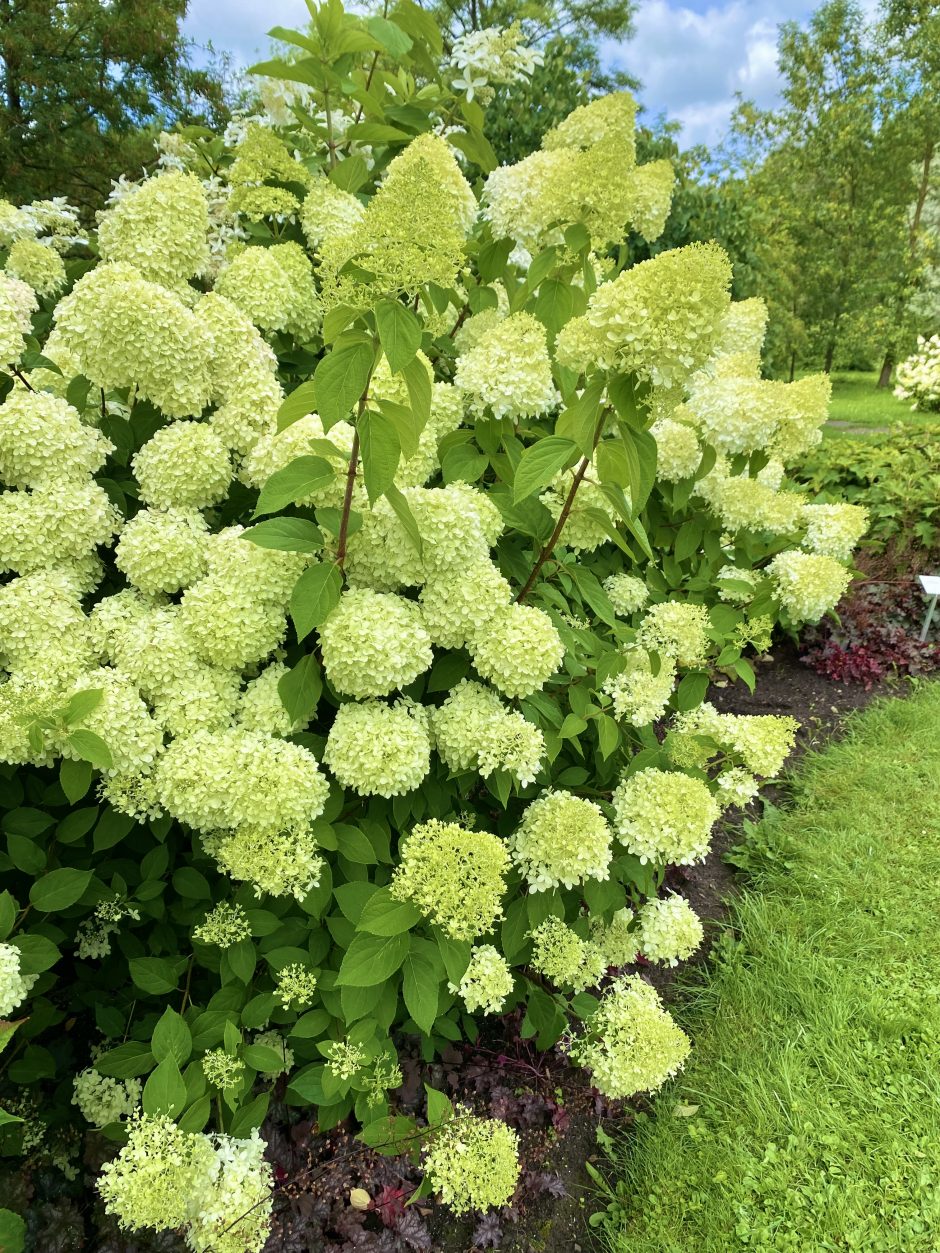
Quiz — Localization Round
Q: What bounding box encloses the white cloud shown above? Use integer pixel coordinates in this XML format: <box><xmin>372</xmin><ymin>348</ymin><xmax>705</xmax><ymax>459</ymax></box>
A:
<box><xmin>602</xmin><ymin>1</ymin><xmax>813</xmax><ymax>148</ymax></box>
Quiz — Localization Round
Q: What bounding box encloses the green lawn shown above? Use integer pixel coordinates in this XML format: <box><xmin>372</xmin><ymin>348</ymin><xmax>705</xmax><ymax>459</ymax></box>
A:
<box><xmin>597</xmin><ymin>683</ymin><xmax>940</xmax><ymax>1252</ymax></box>
<box><xmin>824</xmin><ymin>369</ymin><xmax>937</xmax><ymax>436</ymax></box>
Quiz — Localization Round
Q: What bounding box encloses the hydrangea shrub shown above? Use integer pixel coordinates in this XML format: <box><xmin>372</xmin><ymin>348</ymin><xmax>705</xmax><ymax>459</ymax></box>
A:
<box><xmin>0</xmin><ymin>4</ymin><xmax>866</xmax><ymax>1245</ymax></box>
<box><xmin>895</xmin><ymin>333</ymin><xmax>940</xmax><ymax>411</ymax></box>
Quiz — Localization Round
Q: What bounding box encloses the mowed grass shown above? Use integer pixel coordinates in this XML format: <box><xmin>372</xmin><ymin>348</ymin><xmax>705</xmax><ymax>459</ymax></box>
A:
<box><xmin>598</xmin><ymin>683</ymin><xmax>940</xmax><ymax>1252</ymax></box>
<box><xmin>824</xmin><ymin>369</ymin><xmax>937</xmax><ymax>437</ymax></box>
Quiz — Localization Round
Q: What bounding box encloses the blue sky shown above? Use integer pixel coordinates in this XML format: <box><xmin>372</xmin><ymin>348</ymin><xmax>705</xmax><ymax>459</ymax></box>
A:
<box><xmin>182</xmin><ymin>0</ymin><xmax>831</xmax><ymax>147</ymax></box>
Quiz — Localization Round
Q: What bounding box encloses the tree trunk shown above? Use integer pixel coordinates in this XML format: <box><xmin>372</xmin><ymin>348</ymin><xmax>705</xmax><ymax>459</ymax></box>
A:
<box><xmin>824</xmin><ymin>342</ymin><xmax>835</xmax><ymax>374</ymax></box>
<box><xmin>877</xmin><ymin>353</ymin><xmax>894</xmax><ymax>389</ymax></box>
<box><xmin>789</xmin><ymin>350</ymin><xmax>797</xmax><ymax>383</ymax></box>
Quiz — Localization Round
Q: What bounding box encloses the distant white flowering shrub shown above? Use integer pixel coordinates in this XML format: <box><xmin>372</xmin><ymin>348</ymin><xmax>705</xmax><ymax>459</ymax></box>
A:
<box><xmin>895</xmin><ymin>333</ymin><xmax>940</xmax><ymax>411</ymax></box>
<box><xmin>0</xmin><ymin>1</ymin><xmax>866</xmax><ymax>1241</ymax></box>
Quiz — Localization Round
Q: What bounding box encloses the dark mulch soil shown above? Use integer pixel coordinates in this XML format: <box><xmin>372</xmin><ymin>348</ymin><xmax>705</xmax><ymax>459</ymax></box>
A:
<box><xmin>9</xmin><ymin>647</ymin><xmax>901</xmax><ymax>1253</ymax></box>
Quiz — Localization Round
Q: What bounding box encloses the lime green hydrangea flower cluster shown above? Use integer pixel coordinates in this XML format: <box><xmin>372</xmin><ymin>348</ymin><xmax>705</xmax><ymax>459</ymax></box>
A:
<box><xmin>0</xmin><ymin>941</ymin><xmax>38</xmax><ymax>1016</ymax></box>
<box><xmin>484</xmin><ymin>93</ymin><xmax>674</xmax><ymax>252</ymax></box>
<box><xmin>613</xmin><ymin>768</ymin><xmax>720</xmax><ymax>865</ymax></box>
<box><xmin>324</xmin><ymin>698</ymin><xmax>431</xmax><ymax>797</ymax></box>
<box><xmin>451</xmin><ymin>944</ymin><xmax>515</xmax><ymax>1015</ymax></box>
<box><xmin>509</xmin><ymin>789</ymin><xmax>612</xmax><ymax>891</ymax></box>
<box><xmin>424</xmin><ymin>1111</ymin><xmax>521</xmax><ymax>1215</ymax></box>
<box><xmin>530</xmin><ymin>916</ymin><xmax>608</xmax><ymax>993</ymax></box>
<box><xmin>99</xmin><ymin>1116</ymin><xmax>273</xmax><ymax>1253</ymax></box>
<box><xmin>5</xmin><ymin>238</ymin><xmax>67</xmax><ymax>297</ymax></box>
<box><xmin>429</xmin><ymin>680</ymin><xmax>545</xmax><ymax>786</ymax></box>
<box><xmin>391</xmin><ymin>819</ymin><xmax>510</xmax><ymax>940</ymax></box>
<box><xmin>71</xmin><ymin>1069</ymin><xmax>141</xmax><ymax>1127</ymax></box>
<box><xmin>636</xmin><ymin>894</ymin><xmax>704</xmax><ymax>967</ymax></box>
<box><xmin>568</xmin><ymin>975</ymin><xmax>691</xmax><ymax>1098</ymax></box>
<box><xmin>602</xmin><ymin>648</ymin><xmax>677</xmax><ymax>726</ymax></box>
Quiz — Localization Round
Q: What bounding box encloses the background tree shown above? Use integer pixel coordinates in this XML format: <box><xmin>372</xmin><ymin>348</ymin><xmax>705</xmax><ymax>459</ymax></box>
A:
<box><xmin>417</xmin><ymin>0</ymin><xmax>637</xmax><ymax>164</ymax></box>
<box><xmin>0</xmin><ymin>0</ymin><xmax>229</xmax><ymax>212</ymax></box>
<box><xmin>725</xmin><ymin>0</ymin><xmax>940</xmax><ymax>379</ymax></box>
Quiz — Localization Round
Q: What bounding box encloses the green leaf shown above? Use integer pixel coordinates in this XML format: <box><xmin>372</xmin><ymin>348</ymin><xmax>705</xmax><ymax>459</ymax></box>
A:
<box><xmin>226</xmin><ymin>938</ymin><xmax>257</xmax><ymax>984</ymax></box>
<box><xmin>0</xmin><ymin>892</ymin><xmax>14</xmax><ymax>942</ymax></box>
<box><xmin>241</xmin><ymin>1043</ymin><xmax>288</xmax><ymax>1073</ymax></box>
<box><xmin>314</xmin><ymin>340</ymin><xmax>374</xmax><ymax>429</ymax></box>
<box><xmin>334</xmin><ymin>823</ymin><xmax>378</xmax><ymax>865</ymax></box>
<box><xmin>66</xmin><ymin>729</ymin><xmax>113</xmax><ymax>771</ymax></box>
<box><xmin>377</xmin><ymin>398</ymin><xmax>423</xmax><ymax>459</ymax></box>
<box><xmin>243</xmin><ymin>517</ymin><xmax>323</xmax><ymax>552</ymax></box>
<box><xmin>402</xmin><ymin>355</ymin><xmax>431</xmax><ymax>428</ymax></box>
<box><xmin>375</xmin><ymin>299</ymin><xmax>422</xmax><ymax>373</ymax></box>
<box><xmin>336</xmin><ymin>932</ymin><xmax>410</xmax><ymax>987</ymax></box>
<box><xmin>278</xmin><ymin>653</ymin><xmax>322</xmax><ymax>725</ymax></box>
<box><xmin>252</xmin><ymin>456</ymin><xmax>335</xmax><ymax>518</ymax></box>
<box><xmin>365</xmin><ymin>13</ymin><xmax>413</xmax><ymax>54</ymax></box>
<box><xmin>0</xmin><ymin>1208</ymin><xmax>26</xmax><ymax>1253</ymax></box>
<box><xmin>358</xmin><ymin>1113</ymin><xmax>420</xmax><ymax>1155</ymax></box>
<box><xmin>29</xmin><ymin>868</ymin><xmax>91</xmax><ymax>913</ymax></box>
<box><xmin>142</xmin><ymin>1055</ymin><xmax>187</xmax><ymax>1118</ymax></box>
<box><xmin>63</xmin><ymin>687</ymin><xmax>103</xmax><ymax>725</ymax></box>
<box><xmin>129</xmin><ymin>956</ymin><xmax>183</xmax><ymax>996</ymax></box>
<box><xmin>425</xmin><ymin>1084</ymin><xmax>454</xmax><ymax>1126</ymax></box>
<box><xmin>402</xmin><ymin>949</ymin><xmax>439</xmax><ymax>1034</ymax></box>
<box><xmin>60</xmin><ymin>757</ymin><xmax>92</xmax><ymax>804</ymax></box>
<box><xmin>597</xmin><ymin>712</ymin><xmax>620</xmax><ymax>759</ymax></box>
<box><xmin>95</xmin><ymin>1041</ymin><xmax>156</xmax><ymax>1078</ymax></box>
<box><xmin>93</xmin><ymin>806</ymin><xmax>135</xmax><ymax>852</ymax></box>
<box><xmin>0</xmin><ymin>1018</ymin><xmax>23</xmax><ymax>1059</ymax></box>
<box><xmin>676</xmin><ymin>671</ymin><xmax>709</xmax><ymax>712</ymax></box>
<box><xmin>276</xmin><ymin>380</ymin><xmax>318</xmax><ymax>432</ymax></box>
<box><xmin>289</xmin><ymin>561</ymin><xmax>342</xmax><ymax>641</ymax></box>
<box><xmin>359</xmin><ymin>410</ymin><xmax>400</xmax><ymax>503</ymax></box>
<box><xmin>554</xmin><ymin>378</ymin><xmax>604</xmax><ymax>458</ymax></box>
<box><xmin>177</xmin><ymin>1094</ymin><xmax>211</xmax><ymax>1133</ymax></box>
<box><xmin>513</xmin><ymin>436</ymin><xmax>578</xmax><ymax>504</ymax></box>
<box><xmin>10</xmin><ymin>933</ymin><xmax>59</xmax><ymax>974</ymax></box>
<box><xmin>383</xmin><ymin>482</ymin><xmax>422</xmax><ymax>555</ymax></box>
<box><xmin>172</xmin><ymin>867</ymin><xmax>211</xmax><ymax>899</ymax></box>
<box><xmin>356</xmin><ymin>888</ymin><xmax>421</xmax><ymax>936</ymax></box>
<box><xmin>151</xmin><ymin>1008</ymin><xmax>193</xmax><ymax>1068</ymax></box>
<box><xmin>532</xmin><ymin>278</ymin><xmax>575</xmax><ymax>333</ymax></box>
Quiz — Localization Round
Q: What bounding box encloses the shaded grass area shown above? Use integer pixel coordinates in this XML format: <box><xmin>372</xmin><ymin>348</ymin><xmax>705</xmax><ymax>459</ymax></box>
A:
<box><xmin>598</xmin><ymin>682</ymin><xmax>940</xmax><ymax>1252</ymax></box>
<box><xmin>825</xmin><ymin>369</ymin><xmax>935</xmax><ymax>436</ymax></box>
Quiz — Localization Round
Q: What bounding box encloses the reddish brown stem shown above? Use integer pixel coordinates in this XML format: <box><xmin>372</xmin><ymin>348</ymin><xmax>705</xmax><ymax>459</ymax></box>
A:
<box><xmin>335</xmin><ymin>429</ymin><xmax>360</xmax><ymax>570</ymax></box>
<box><xmin>516</xmin><ymin>407</ymin><xmax>612</xmax><ymax>604</ymax></box>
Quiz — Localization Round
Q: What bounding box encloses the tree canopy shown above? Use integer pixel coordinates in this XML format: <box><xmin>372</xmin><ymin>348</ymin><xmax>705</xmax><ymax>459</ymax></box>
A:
<box><xmin>0</xmin><ymin>0</ymin><xmax>229</xmax><ymax>211</ymax></box>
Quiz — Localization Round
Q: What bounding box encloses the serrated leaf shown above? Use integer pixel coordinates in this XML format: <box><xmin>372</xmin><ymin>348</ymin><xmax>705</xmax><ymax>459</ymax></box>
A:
<box><xmin>314</xmin><ymin>340</ymin><xmax>374</xmax><ymax>428</ymax></box>
<box><xmin>276</xmin><ymin>380</ymin><xmax>318</xmax><ymax>432</ymax></box>
<box><xmin>289</xmin><ymin>561</ymin><xmax>342</xmax><ymax>641</ymax></box>
<box><xmin>60</xmin><ymin>757</ymin><xmax>92</xmax><ymax>804</ymax></box>
<box><xmin>513</xmin><ymin>437</ymin><xmax>578</xmax><ymax>504</ymax></box>
<box><xmin>29</xmin><ymin>868</ymin><xmax>91</xmax><ymax>912</ymax></box>
<box><xmin>401</xmin><ymin>354</ymin><xmax>431</xmax><ymax>427</ymax></box>
<box><xmin>359</xmin><ymin>409</ymin><xmax>400</xmax><ymax>503</ymax></box>
<box><xmin>252</xmin><ymin>455</ymin><xmax>335</xmax><ymax>518</ymax></box>
<box><xmin>278</xmin><ymin>653</ymin><xmax>322</xmax><ymax>724</ymax></box>
<box><xmin>66</xmin><ymin>729</ymin><xmax>113</xmax><ymax>771</ymax></box>
<box><xmin>336</xmin><ymin>932</ymin><xmax>410</xmax><ymax>987</ymax></box>
<box><xmin>142</xmin><ymin>1055</ymin><xmax>187</xmax><ymax>1118</ymax></box>
<box><xmin>63</xmin><ymin>688</ymin><xmax>103</xmax><ymax>726</ymax></box>
<box><xmin>356</xmin><ymin>888</ymin><xmax>421</xmax><ymax>936</ymax></box>
<box><xmin>243</xmin><ymin>517</ymin><xmax>323</xmax><ymax>552</ymax></box>
<box><xmin>375</xmin><ymin>298</ymin><xmax>421</xmax><ymax>373</ymax></box>
<box><xmin>151</xmin><ymin>1008</ymin><xmax>192</xmax><ymax>1068</ymax></box>
<box><xmin>383</xmin><ymin>482</ymin><xmax>423</xmax><ymax>555</ymax></box>
<box><xmin>402</xmin><ymin>949</ymin><xmax>439</xmax><ymax>1034</ymax></box>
